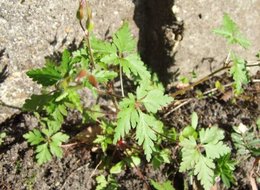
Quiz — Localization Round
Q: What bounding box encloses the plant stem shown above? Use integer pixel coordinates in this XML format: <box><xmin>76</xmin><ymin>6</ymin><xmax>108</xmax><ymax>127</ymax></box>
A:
<box><xmin>79</xmin><ymin>21</ymin><xmax>95</xmax><ymax>71</ymax></box>
<box><xmin>171</xmin><ymin>65</ymin><xmax>231</xmax><ymax>97</ymax></box>
<box><xmin>119</xmin><ymin>65</ymin><xmax>125</xmax><ymax>97</ymax></box>
<box><xmin>246</xmin><ymin>62</ymin><xmax>260</xmax><ymax>67</ymax></box>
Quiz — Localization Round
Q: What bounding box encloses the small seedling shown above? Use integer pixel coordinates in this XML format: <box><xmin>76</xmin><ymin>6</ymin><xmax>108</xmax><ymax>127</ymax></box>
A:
<box><xmin>215</xmin><ymin>153</ymin><xmax>236</xmax><ymax>188</ymax></box>
<box><xmin>213</xmin><ymin>13</ymin><xmax>251</xmax><ymax>95</ymax></box>
<box><xmin>231</xmin><ymin>122</ymin><xmax>260</xmax><ymax>159</ymax></box>
<box><xmin>179</xmin><ymin>112</ymin><xmax>231</xmax><ymax>190</ymax></box>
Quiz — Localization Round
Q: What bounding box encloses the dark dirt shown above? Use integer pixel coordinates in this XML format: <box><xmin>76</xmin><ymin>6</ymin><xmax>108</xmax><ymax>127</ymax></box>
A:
<box><xmin>0</xmin><ymin>71</ymin><xmax>259</xmax><ymax>190</ymax></box>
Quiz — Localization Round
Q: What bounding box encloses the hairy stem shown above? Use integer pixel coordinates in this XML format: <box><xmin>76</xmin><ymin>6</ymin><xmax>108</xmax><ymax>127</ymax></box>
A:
<box><xmin>79</xmin><ymin>21</ymin><xmax>95</xmax><ymax>71</ymax></box>
<box><xmin>119</xmin><ymin>65</ymin><xmax>125</xmax><ymax>97</ymax></box>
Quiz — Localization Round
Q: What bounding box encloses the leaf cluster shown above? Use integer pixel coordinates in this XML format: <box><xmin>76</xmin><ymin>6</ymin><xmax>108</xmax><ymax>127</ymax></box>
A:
<box><xmin>215</xmin><ymin>153</ymin><xmax>236</xmax><ymax>188</ymax></box>
<box><xmin>213</xmin><ymin>13</ymin><xmax>251</xmax><ymax>95</ymax></box>
<box><xmin>179</xmin><ymin>126</ymin><xmax>230</xmax><ymax>190</ymax></box>
<box><xmin>23</xmin><ymin>20</ymin><xmax>173</xmax><ymax>167</ymax></box>
<box><xmin>23</xmin><ymin>125</ymin><xmax>69</xmax><ymax>165</ymax></box>
<box><xmin>213</xmin><ymin>13</ymin><xmax>250</xmax><ymax>49</ymax></box>
<box><xmin>231</xmin><ymin>123</ymin><xmax>260</xmax><ymax>158</ymax></box>
<box><xmin>113</xmin><ymin>81</ymin><xmax>173</xmax><ymax>161</ymax></box>
<box><xmin>91</xmin><ymin>22</ymin><xmax>150</xmax><ymax>81</ymax></box>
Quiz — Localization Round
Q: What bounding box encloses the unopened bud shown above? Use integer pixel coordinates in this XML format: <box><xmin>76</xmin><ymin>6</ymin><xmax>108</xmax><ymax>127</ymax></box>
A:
<box><xmin>76</xmin><ymin>0</ymin><xmax>86</xmax><ymax>21</ymax></box>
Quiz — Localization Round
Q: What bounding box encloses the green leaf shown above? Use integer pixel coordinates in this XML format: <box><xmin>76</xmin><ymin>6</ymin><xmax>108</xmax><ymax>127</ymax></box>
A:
<box><xmin>49</xmin><ymin>141</ymin><xmax>63</xmax><ymax>158</ymax></box>
<box><xmin>191</xmin><ymin>112</ymin><xmax>198</xmax><ymax>129</ymax></box>
<box><xmin>113</xmin><ymin>94</ymin><xmax>138</xmax><ymax>143</ymax></box>
<box><xmin>66</xmin><ymin>89</ymin><xmax>82</xmax><ymax>113</ymax></box>
<box><xmin>110</xmin><ymin>161</ymin><xmax>125</xmax><ymax>174</ymax></box>
<box><xmin>94</xmin><ymin>135</ymin><xmax>112</xmax><ymax>152</ymax></box>
<box><xmin>96</xmin><ymin>175</ymin><xmax>108</xmax><ymax>190</ymax></box>
<box><xmin>137</xmin><ymin>83</ymin><xmax>173</xmax><ymax>113</ymax></box>
<box><xmin>96</xmin><ymin>175</ymin><xmax>119</xmax><ymax>190</ymax></box>
<box><xmin>113</xmin><ymin>22</ymin><xmax>135</xmax><ymax>53</ymax></box>
<box><xmin>55</xmin><ymin>91</ymin><xmax>69</xmax><ymax>102</ymax></box>
<box><xmin>50</xmin><ymin>132</ymin><xmax>69</xmax><ymax>158</ymax></box>
<box><xmin>179</xmin><ymin>137</ymin><xmax>200</xmax><ymax>171</ymax></box>
<box><xmin>122</xmin><ymin>54</ymin><xmax>151</xmax><ymax>80</ymax></box>
<box><xmin>180</xmin><ymin>125</ymin><xmax>231</xmax><ymax>190</ymax></box>
<box><xmin>35</xmin><ymin>143</ymin><xmax>52</xmax><ymax>165</ymax></box>
<box><xmin>204</xmin><ymin>141</ymin><xmax>230</xmax><ymax>159</ymax></box>
<box><xmin>199</xmin><ymin>126</ymin><xmax>224</xmax><ymax>144</ymax></box>
<box><xmin>46</xmin><ymin>118</ymin><xmax>62</xmax><ymax>134</ymax></box>
<box><xmin>57</xmin><ymin>104</ymin><xmax>68</xmax><ymax>117</ymax></box>
<box><xmin>213</xmin><ymin>13</ymin><xmax>250</xmax><ymax>49</ymax></box>
<box><xmin>152</xmin><ymin>148</ymin><xmax>171</xmax><ymax>169</ymax></box>
<box><xmin>23</xmin><ymin>129</ymin><xmax>45</xmax><ymax>145</ymax></box>
<box><xmin>94</xmin><ymin>70</ymin><xmax>118</xmax><ymax>83</ymax></box>
<box><xmin>151</xmin><ymin>180</ymin><xmax>175</xmax><ymax>190</ymax></box>
<box><xmin>135</xmin><ymin>111</ymin><xmax>159</xmax><ymax>161</ymax></box>
<box><xmin>124</xmin><ymin>155</ymin><xmax>141</xmax><ymax>168</ymax></box>
<box><xmin>0</xmin><ymin>132</ymin><xmax>6</xmax><ymax>145</ymax></box>
<box><xmin>256</xmin><ymin>117</ymin><xmax>260</xmax><ymax>129</ymax></box>
<box><xmin>213</xmin><ymin>13</ymin><xmax>238</xmax><ymax>36</ymax></box>
<box><xmin>194</xmin><ymin>156</ymin><xmax>215</xmax><ymax>190</ymax></box>
<box><xmin>58</xmin><ymin>49</ymin><xmax>71</xmax><ymax>76</ymax></box>
<box><xmin>27</xmin><ymin>60</ymin><xmax>62</xmax><ymax>86</ymax></box>
<box><xmin>23</xmin><ymin>93</ymin><xmax>57</xmax><ymax>112</ymax></box>
<box><xmin>51</xmin><ymin>132</ymin><xmax>69</xmax><ymax>145</ymax></box>
<box><xmin>114</xmin><ymin>93</ymin><xmax>163</xmax><ymax>161</ymax></box>
<box><xmin>91</xmin><ymin>36</ymin><xmax>117</xmax><ymax>54</ymax></box>
<box><xmin>215</xmin><ymin>154</ymin><xmax>236</xmax><ymax>188</ymax></box>
<box><xmin>230</xmin><ymin>54</ymin><xmax>249</xmax><ymax>95</ymax></box>
<box><xmin>100</xmin><ymin>53</ymin><xmax>119</xmax><ymax>64</ymax></box>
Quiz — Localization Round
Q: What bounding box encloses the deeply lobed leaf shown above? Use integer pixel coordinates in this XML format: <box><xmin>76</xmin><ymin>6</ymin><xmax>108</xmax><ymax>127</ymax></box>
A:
<box><xmin>213</xmin><ymin>13</ymin><xmax>251</xmax><ymax>49</ymax></box>
<box><xmin>113</xmin><ymin>22</ymin><xmax>136</xmax><ymax>53</ymax></box>
<box><xmin>123</xmin><ymin>54</ymin><xmax>151</xmax><ymax>80</ymax></box>
<box><xmin>230</xmin><ymin>54</ymin><xmax>249</xmax><ymax>95</ymax></box>
<box><xmin>179</xmin><ymin>137</ymin><xmax>200</xmax><ymax>171</ymax></box>
<box><xmin>199</xmin><ymin>126</ymin><xmax>224</xmax><ymax>144</ymax></box>
<box><xmin>23</xmin><ymin>129</ymin><xmax>44</xmax><ymax>145</ymax></box>
<box><xmin>113</xmin><ymin>94</ymin><xmax>138</xmax><ymax>143</ymax></box>
<box><xmin>194</xmin><ymin>156</ymin><xmax>215</xmax><ymax>190</ymax></box>
<box><xmin>135</xmin><ymin>111</ymin><xmax>160</xmax><ymax>161</ymax></box>
<box><xmin>137</xmin><ymin>82</ymin><xmax>173</xmax><ymax>113</ymax></box>
<box><xmin>27</xmin><ymin>60</ymin><xmax>62</xmax><ymax>86</ymax></box>
<box><xmin>35</xmin><ymin>143</ymin><xmax>52</xmax><ymax>165</ymax></box>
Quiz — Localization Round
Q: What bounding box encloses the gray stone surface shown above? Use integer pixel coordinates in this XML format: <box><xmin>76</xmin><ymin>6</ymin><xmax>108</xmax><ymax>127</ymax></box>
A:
<box><xmin>0</xmin><ymin>0</ymin><xmax>136</xmax><ymax>123</ymax></box>
<box><xmin>173</xmin><ymin>0</ymin><xmax>260</xmax><ymax>78</ymax></box>
<box><xmin>0</xmin><ymin>0</ymin><xmax>259</xmax><ymax>123</ymax></box>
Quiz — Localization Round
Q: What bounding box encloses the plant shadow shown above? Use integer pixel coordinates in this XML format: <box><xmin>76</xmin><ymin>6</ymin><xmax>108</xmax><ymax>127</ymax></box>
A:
<box><xmin>132</xmin><ymin>0</ymin><xmax>184</xmax><ymax>86</ymax></box>
<box><xmin>0</xmin><ymin>49</ymin><xmax>9</xmax><ymax>84</ymax></box>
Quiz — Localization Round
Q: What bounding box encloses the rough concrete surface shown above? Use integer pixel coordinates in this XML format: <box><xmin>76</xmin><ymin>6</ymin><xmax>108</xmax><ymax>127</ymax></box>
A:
<box><xmin>0</xmin><ymin>0</ymin><xmax>259</xmax><ymax>122</ymax></box>
<box><xmin>0</xmin><ymin>0</ymin><xmax>136</xmax><ymax>123</ymax></box>
<box><xmin>173</xmin><ymin>0</ymin><xmax>260</xmax><ymax>78</ymax></box>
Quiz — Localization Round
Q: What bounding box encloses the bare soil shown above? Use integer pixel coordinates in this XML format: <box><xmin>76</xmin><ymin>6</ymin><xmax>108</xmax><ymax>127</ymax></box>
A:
<box><xmin>0</xmin><ymin>72</ymin><xmax>259</xmax><ymax>190</ymax></box>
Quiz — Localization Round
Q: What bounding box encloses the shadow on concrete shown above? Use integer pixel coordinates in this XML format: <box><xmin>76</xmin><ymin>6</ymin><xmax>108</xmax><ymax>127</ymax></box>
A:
<box><xmin>45</xmin><ymin>38</ymin><xmax>83</xmax><ymax>64</ymax></box>
<box><xmin>0</xmin><ymin>49</ymin><xmax>9</xmax><ymax>84</ymax></box>
<box><xmin>132</xmin><ymin>0</ymin><xmax>183</xmax><ymax>86</ymax></box>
